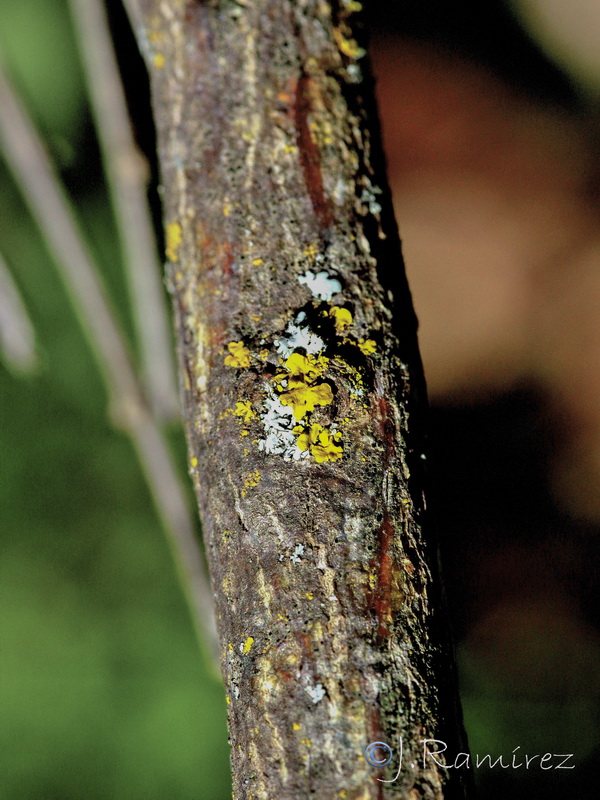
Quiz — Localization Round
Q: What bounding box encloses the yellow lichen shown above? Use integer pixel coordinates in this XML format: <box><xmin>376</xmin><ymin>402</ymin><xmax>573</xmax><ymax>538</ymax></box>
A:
<box><xmin>226</xmin><ymin>695</ymin><xmax>231</xmax><ymax>705</ymax></box>
<box><xmin>165</xmin><ymin>221</ymin><xmax>182</xmax><ymax>262</ymax></box>
<box><xmin>327</xmin><ymin>306</ymin><xmax>353</xmax><ymax>331</ymax></box>
<box><xmin>242</xmin><ymin>636</ymin><xmax>254</xmax><ymax>654</ymax></box>
<box><xmin>305</xmin><ymin>592</ymin><xmax>314</xmax><ymax>600</ymax></box>
<box><xmin>357</xmin><ymin>338</ymin><xmax>376</xmax><ymax>355</ymax></box>
<box><xmin>190</xmin><ymin>457</ymin><xmax>198</xmax><ymax>468</ymax></box>
<box><xmin>280</xmin><ymin>352</ymin><xmax>329</xmax><ymax>387</ymax></box>
<box><xmin>252</xmin><ymin>257</ymin><xmax>263</xmax><ymax>266</ymax></box>
<box><xmin>224</xmin><ymin>341</ymin><xmax>251</xmax><ymax>368</ymax></box>
<box><xmin>303</xmin><ymin>242</ymin><xmax>318</xmax><ymax>260</ymax></box>
<box><xmin>242</xmin><ymin>469</ymin><xmax>261</xmax><ymax>496</ymax></box>
<box><xmin>292</xmin><ymin>722</ymin><xmax>301</xmax><ymax>731</ymax></box>
<box><xmin>153</xmin><ymin>52</ymin><xmax>165</xmax><ymax>69</ymax></box>
<box><xmin>279</xmin><ymin>383</ymin><xmax>333</xmax><ymax>420</ymax></box>
<box><xmin>301</xmin><ymin>738</ymin><xmax>312</xmax><ymax>748</ymax></box>
<box><xmin>296</xmin><ymin>423</ymin><xmax>343</xmax><ymax>462</ymax></box>
<box><xmin>245</xmin><ymin>470</ymin><xmax>261</xmax><ymax>487</ymax></box>
<box><xmin>333</xmin><ymin>28</ymin><xmax>366</xmax><ymax>59</ymax></box>
<box><xmin>273</xmin><ymin>352</ymin><xmax>333</xmax><ymax>419</ymax></box>
<box><xmin>233</xmin><ymin>400</ymin><xmax>256</xmax><ymax>423</ymax></box>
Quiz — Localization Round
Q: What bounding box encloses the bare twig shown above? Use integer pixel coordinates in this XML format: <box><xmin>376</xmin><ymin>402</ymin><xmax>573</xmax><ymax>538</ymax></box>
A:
<box><xmin>0</xmin><ymin>54</ymin><xmax>219</xmax><ymax>671</ymax></box>
<box><xmin>0</xmin><ymin>251</ymin><xmax>37</xmax><ymax>373</ymax></box>
<box><xmin>68</xmin><ymin>0</ymin><xmax>179</xmax><ymax>420</ymax></box>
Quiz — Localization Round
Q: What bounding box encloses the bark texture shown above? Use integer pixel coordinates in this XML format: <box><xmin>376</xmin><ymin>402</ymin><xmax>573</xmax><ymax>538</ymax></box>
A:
<box><xmin>126</xmin><ymin>1</ymin><xmax>471</xmax><ymax>797</ymax></box>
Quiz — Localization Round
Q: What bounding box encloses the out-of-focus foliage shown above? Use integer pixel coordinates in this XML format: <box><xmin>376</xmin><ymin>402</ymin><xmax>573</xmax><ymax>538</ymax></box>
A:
<box><xmin>0</xmin><ymin>1</ymin><xmax>230</xmax><ymax>798</ymax></box>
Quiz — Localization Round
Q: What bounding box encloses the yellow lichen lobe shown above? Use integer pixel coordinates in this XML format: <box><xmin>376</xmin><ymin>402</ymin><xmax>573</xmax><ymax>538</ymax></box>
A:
<box><xmin>165</xmin><ymin>221</ymin><xmax>182</xmax><ymax>262</ymax></box>
<box><xmin>282</xmin><ymin>352</ymin><xmax>329</xmax><ymax>387</ymax></box>
<box><xmin>274</xmin><ymin>352</ymin><xmax>333</xmax><ymax>419</ymax></box>
<box><xmin>153</xmin><ymin>52</ymin><xmax>165</xmax><ymax>69</ymax></box>
<box><xmin>297</xmin><ymin>423</ymin><xmax>343</xmax><ymax>462</ymax></box>
<box><xmin>233</xmin><ymin>400</ymin><xmax>256</xmax><ymax>423</ymax></box>
<box><xmin>190</xmin><ymin>456</ymin><xmax>198</xmax><ymax>468</ymax></box>
<box><xmin>224</xmin><ymin>341</ymin><xmax>251</xmax><ymax>368</ymax></box>
<box><xmin>357</xmin><ymin>338</ymin><xmax>376</xmax><ymax>355</ymax></box>
<box><xmin>327</xmin><ymin>306</ymin><xmax>353</xmax><ymax>331</ymax></box>
<box><xmin>252</xmin><ymin>257</ymin><xmax>263</xmax><ymax>266</ymax></box>
<box><xmin>292</xmin><ymin>722</ymin><xmax>301</xmax><ymax>731</ymax></box>
<box><xmin>279</xmin><ymin>383</ymin><xmax>333</xmax><ymax>420</ymax></box>
<box><xmin>242</xmin><ymin>636</ymin><xmax>254</xmax><ymax>654</ymax></box>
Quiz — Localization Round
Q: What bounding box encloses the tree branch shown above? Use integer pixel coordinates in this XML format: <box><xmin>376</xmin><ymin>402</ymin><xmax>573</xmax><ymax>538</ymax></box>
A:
<box><xmin>125</xmin><ymin>1</ymin><xmax>471</xmax><ymax>797</ymax></box>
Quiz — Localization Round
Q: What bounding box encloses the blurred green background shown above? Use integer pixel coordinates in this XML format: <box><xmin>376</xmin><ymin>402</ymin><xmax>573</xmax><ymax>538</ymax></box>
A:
<box><xmin>1</xmin><ymin>1</ymin><xmax>599</xmax><ymax>798</ymax></box>
<box><xmin>0</xmin><ymin>1</ymin><xmax>230</xmax><ymax>798</ymax></box>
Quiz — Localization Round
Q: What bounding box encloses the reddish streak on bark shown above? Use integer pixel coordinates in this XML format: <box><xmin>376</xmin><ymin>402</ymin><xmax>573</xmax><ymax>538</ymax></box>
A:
<box><xmin>299</xmin><ymin>631</ymin><xmax>314</xmax><ymax>660</ymax></box>
<box><xmin>375</xmin><ymin>514</ymin><xmax>394</xmax><ymax>639</ymax></box>
<box><xmin>294</xmin><ymin>72</ymin><xmax>334</xmax><ymax>228</ymax></box>
<box><xmin>223</xmin><ymin>241</ymin><xmax>235</xmax><ymax>276</ymax></box>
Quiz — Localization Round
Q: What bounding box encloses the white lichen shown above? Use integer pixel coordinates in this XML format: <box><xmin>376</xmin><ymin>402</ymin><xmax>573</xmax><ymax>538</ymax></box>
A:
<box><xmin>298</xmin><ymin>269</ymin><xmax>342</xmax><ymax>301</ymax></box>
<box><xmin>274</xmin><ymin>314</ymin><xmax>325</xmax><ymax>357</ymax></box>
<box><xmin>346</xmin><ymin>63</ymin><xmax>362</xmax><ymax>83</ymax></box>
<box><xmin>359</xmin><ymin>180</ymin><xmax>382</xmax><ymax>216</ymax></box>
<box><xmin>258</xmin><ymin>391</ymin><xmax>309</xmax><ymax>461</ymax></box>
<box><xmin>290</xmin><ymin>543</ymin><xmax>305</xmax><ymax>564</ymax></box>
<box><xmin>306</xmin><ymin>682</ymin><xmax>326</xmax><ymax>704</ymax></box>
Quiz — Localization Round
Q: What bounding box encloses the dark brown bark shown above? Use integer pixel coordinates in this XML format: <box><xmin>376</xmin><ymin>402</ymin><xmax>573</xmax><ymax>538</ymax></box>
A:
<box><xmin>125</xmin><ymin>1</ymin><xmax>471</xmax><ymax>797</ymax></box>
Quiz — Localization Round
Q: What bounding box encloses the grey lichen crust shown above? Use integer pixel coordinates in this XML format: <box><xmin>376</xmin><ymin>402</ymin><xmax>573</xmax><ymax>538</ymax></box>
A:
<box><xmin>129</xmin><ymin>0</ymin><xmax>471</xmax><ymax>797</ymax></box>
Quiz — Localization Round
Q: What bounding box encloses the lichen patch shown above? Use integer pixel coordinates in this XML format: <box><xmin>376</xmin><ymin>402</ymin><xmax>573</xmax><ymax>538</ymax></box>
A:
<box><xmin>224</xmin><ymin>340</ymin><xmax>251</xmax><ymax>367</ymax></box>
<box><xmin>165</xmin><ymin>221</ymin><xmax>182</xmax><ymax>262</ymax></box>
<box><xmin>297</xmin><ymin>269</ymin><xmax>342</xmax><ymax>301</ymax></box>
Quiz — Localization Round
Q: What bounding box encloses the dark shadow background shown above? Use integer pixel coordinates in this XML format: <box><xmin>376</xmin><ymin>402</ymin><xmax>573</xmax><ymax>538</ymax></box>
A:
<box><xmin>0</xmin><ymin>0</ymin><xmax>598</xmax><ymax>798</ymax></box>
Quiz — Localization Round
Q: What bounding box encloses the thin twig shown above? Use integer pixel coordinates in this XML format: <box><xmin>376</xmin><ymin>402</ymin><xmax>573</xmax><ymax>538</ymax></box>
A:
<box><xmin>0</xmin><ymin>54</ymin><xmax>219</xmax><ymax>672</ymax></box>
<box><xmin>68</xmin><ymin>0</ymin><xmax>179</xmax><ymax>420</ymax></box>
<box><xmin>0</xmin><ymin>251</ymin><xmax>37</xmax><ymax>373</ymax></box>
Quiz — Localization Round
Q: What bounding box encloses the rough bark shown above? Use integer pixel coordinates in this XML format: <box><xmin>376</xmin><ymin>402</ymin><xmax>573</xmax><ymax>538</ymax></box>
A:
<box><xmin>125</xmin><ymin>1</ymin><xmax>471</xmax><ymax>797</ymax></box>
